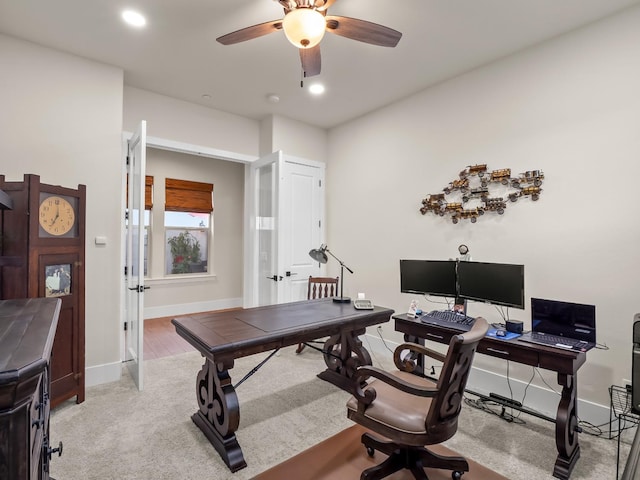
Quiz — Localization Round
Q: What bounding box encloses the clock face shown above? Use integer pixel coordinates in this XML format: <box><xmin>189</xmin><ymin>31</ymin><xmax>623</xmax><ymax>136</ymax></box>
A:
<box><xmin>39</xmin><ymin>195</ymin><xmax>76</xmax><ymax>236</ymax></box>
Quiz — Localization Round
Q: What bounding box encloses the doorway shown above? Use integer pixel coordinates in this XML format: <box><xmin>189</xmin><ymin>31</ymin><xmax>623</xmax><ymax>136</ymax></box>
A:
<box><xmin>121</xmin><ymin>135</ymin><xmax>326</xmax><ymax>361</ymax></box>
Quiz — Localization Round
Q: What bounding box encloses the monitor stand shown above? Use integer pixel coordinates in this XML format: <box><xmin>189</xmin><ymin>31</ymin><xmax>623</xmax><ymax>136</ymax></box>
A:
<box><xmin>453</xmin><ymin>298</ymin><xmax>467</xmax><ymax>315</ymax></box>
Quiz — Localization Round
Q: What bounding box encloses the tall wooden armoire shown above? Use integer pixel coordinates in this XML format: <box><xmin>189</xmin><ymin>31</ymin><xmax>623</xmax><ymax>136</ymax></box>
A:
<box><xmin>0</xmin><ymin>174</ymin><xmax>85</xmax><ymax>408</ymax></box>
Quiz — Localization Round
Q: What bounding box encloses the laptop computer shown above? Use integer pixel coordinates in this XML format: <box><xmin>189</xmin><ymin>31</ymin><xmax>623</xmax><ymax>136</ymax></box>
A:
<box><xmin>518</xmin><ymin>298</ymin><xmax>596</xmax><ymax>352</ymax></box>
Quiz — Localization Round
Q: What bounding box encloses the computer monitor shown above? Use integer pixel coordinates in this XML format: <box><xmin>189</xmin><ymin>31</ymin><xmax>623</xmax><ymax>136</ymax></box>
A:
<box><xmin>399</xmin><ymin>259</ymin><xmax>457</xmax><ymax>298</ymax></box>
<box><xmin>457</xmin><ymin>261</ymin><xmax>525</xmax><ymax>309</ymax></box>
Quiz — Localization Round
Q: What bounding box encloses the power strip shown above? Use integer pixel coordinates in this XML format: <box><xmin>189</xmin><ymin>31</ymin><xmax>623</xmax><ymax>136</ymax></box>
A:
<box><xmin>489</xmin><ymin>392</ymin><xmax>523</xmax><ymax>408</ymax></box>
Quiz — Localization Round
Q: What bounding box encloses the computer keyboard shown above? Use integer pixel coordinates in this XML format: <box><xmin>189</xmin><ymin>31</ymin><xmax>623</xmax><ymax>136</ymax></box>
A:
<box><xmin>419</xmin><ymin>310</ymin><xmax>476</xmax><ymax>331</ymax></box>
<box><xmin>529</xmin><ymin>332</ymin><xmax>584</xmax><ymax>348</ymax></box>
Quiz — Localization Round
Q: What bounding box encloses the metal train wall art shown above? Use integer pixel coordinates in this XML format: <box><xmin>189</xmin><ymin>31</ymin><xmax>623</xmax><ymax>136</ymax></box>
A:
<box><xmin>420</xmin><ymin>164</ymin><xmax>544</xmax><ymax>224</ymax></box>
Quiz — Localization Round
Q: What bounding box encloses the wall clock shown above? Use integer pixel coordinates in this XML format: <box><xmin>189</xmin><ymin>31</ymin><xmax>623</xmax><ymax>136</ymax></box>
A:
<box><xmin>38</xmin><ymin>194</ymin><xmax>77</xmax><ymax>237</ymax></box>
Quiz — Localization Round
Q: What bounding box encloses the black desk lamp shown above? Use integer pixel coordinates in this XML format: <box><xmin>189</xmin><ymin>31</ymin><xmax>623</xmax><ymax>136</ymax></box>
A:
<box><xmin>308</xmin><ymin>244</ymin><xmax>353</xmax><ymax>303</ymax></box>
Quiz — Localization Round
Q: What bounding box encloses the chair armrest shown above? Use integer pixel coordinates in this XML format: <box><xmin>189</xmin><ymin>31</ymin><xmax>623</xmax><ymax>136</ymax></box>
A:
<box><xmin>352</xmin><ymin>365</ymin><xmax>439</xmax><ymax>406</ymax></box>
<box><xmin>393</xmin><ymin>342</ymin><xmax>446</xmax><ymax>373</ymax></box>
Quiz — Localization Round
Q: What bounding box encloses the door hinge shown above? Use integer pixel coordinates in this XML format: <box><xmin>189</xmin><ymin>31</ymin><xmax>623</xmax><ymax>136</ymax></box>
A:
<box><xmin>319</xmin><ymin>220</ymin><xmax>321</xmax><ymax>228</ymax></box>
<box><xmin>319</xmin><ymin>179</ymin><xmax>322</xmax><ymax>187</ymax></box>
<box><xmin>124</xmin><ymin>266</ymin><xmax>128</xmax><ymax>275</ymax></box>
<box><xmin>126</xmin><ymin>155</ymin><xmax>130</xmax><ymax>166</ymax></box>
<box><xmin>124</xmin><ymin>322</ymin><xmax>127</xmax><ymax>331</ymax></box>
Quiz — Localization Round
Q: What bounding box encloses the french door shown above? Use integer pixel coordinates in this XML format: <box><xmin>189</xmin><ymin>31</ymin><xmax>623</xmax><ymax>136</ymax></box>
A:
<box><xmin>124</xmin><ymin>120</ymin><xmax>147</xmax><ymax>390</ymax></box>
<box><xmin>247</xmin><ymin>151</ymin><xmax>325</xmax><ymax>307</ymax></box>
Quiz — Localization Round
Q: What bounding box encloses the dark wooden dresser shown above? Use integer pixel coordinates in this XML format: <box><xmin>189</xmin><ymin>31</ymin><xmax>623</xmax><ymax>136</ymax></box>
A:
<box><xmin>0</xmin><ymin>298</ymin><xmax>62</xmax><ymax>480</ymax></box>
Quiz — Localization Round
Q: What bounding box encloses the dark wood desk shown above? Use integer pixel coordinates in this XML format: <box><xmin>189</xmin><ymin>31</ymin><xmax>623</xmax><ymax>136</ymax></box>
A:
<box><xmin>394</xmin><ymin>313</ymin><xmax>586</xmax><ymax>480</ymax></box>
<box><xmin>172</xmin><ymin>298</ymin><xmax>394</xmax><ymax>472</ymax></box>
<box><xmin>0</xmin><ymin>298</ymin><xmax>62</xmax><ymax>480</ymax></box>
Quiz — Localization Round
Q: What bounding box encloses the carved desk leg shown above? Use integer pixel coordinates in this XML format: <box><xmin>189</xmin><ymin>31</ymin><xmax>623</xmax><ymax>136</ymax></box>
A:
<box><xmin>553</xmin><ymin>372</ymin><xmax>580</xmax><ymax>479</ymax></box>
<box><xmin>317</xmin><ymin>327</ymin><xmax>372</xmax><ymax>393</ymax></box>
<box><xmin>191</xmin><ymin>356</ymin><xmax>246</xmax><ymax>472</ymax></box>
<box><xmin>403</xmin><ymin>333</ymin><xmax>426</xmax><ymax>376</ymax></box>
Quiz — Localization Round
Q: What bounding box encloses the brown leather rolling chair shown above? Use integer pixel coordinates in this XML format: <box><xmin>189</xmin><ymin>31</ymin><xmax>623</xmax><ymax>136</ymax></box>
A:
<box><xmin>346</xmin><ymin>316</ymin><xmax>489</xmax><ymax>480</ymax></box>
<box><xmin>296</xmin><ymin>276</ymin><xmax>339</xmax><ymax>354</ymax></box>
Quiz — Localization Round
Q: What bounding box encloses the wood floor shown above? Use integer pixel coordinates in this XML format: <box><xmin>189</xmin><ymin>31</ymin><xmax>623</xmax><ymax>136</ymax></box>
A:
<box><xmin>144</xmin><ymin>308</ymin><xmax>241</xmax><ymax>360</ymax></box>
<box><xmin>254</xmin><ymin>424</ymin><xmax>509</xmax><ymax>480</ymax></box>
<box><xmin>143</xmin><ymin>316</ymin><xmax>195</xmax><ymax>360</ymax></box>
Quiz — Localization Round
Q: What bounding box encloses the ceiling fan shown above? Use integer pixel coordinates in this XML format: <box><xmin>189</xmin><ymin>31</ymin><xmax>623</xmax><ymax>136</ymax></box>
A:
<box><xmin>216</xmin><ymin>0</ymin><xmax>402</xmax><ymax>77</ymax></box>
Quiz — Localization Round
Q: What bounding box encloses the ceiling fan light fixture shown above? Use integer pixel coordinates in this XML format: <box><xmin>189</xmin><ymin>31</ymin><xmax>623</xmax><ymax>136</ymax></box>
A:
<box><xmin>282</xmin><ymin>8</ymin><xmax>326</xmax><ymax>49</ymax></box>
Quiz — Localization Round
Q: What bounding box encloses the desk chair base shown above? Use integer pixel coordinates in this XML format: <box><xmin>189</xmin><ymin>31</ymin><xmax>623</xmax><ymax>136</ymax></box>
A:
<box><xmin>360</xmin><ymin>432</ymin><xmax>468</xmax><ymax>480</ymax></box>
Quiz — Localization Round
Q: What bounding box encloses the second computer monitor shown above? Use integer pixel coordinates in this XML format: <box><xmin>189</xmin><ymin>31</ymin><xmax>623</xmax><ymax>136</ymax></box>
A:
<box><xmin>457</xmin><ymin>261</ymin><xmax>525</xmax><ymax>309</ymax></box>
<box><xmin>399</xmin><ymin>259</ymin><xmax>458</xmax><ymax>298</ymax></box>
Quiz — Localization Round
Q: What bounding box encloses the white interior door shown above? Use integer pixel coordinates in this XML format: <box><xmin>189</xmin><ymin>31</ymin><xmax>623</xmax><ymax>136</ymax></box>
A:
<box><xmin>280</xmin><ymin>159</ymin><xmax>324</xmax><ymax>302</ymax></box>
<box><xmin>125</xmin><ymin>120</ymin><xmax>146</xmax><ymax>390</ymax></box>
<box><xmin>247</xmin><ymin>151</ymin><xmax>324</xmax><ymax>307</ymax></box>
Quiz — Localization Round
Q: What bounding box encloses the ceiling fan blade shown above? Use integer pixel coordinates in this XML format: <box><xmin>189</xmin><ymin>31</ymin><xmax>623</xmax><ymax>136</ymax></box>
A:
<box><xmin>216</xmin><ymin>20</ymin><xmax>283</xmax><ymax>45</ymax></box>
<box><xmin>325</xmin><ymin>16</ymin><xmax>402</xmax><ymax>47</ymax></box>
<box><xmin>314</xmin><ymin>0</ymin><xmax>338</xmax><ymax>12</ymax></box>
<box><xmin>300</xmin><ymin>45</ymin><xmax>321</xmax><ymax>77</ymax></box>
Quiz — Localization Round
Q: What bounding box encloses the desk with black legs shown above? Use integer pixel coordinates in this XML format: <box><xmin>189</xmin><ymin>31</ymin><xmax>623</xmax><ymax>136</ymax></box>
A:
<box><xmin>172</xmin><ymin>299</ymin><xmax>393</xmax><ymax>472</ymax></box>
<box><xmin>394</xmin><ymin>313</ymin><xmax>587</xmax><ymax>480</ymax></box>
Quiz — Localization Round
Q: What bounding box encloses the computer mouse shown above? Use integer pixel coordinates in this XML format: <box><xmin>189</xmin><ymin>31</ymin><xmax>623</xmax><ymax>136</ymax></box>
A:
<box><xmin>496</xmin><ymin>329</ymin><xmax>506</xmax><ymax>337</ymax></box>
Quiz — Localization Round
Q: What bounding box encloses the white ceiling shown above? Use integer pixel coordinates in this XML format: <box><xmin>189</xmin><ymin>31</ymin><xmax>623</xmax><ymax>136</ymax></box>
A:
<box><xmin>1</xmin><ymin>0</ymin><xmax>638</xmax><ymax>129</ymax></box>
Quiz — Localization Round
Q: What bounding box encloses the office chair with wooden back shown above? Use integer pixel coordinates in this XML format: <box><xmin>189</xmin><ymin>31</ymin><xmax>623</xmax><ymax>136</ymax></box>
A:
<box><xmin>296</xmin><ymin>276</ymin><xmax>339</xmax><ymax>354</ymax></box>
<box><xmin>346</xmin><ymin>316</ymin><xmax>489</xmax><ymax>480</ymax></box>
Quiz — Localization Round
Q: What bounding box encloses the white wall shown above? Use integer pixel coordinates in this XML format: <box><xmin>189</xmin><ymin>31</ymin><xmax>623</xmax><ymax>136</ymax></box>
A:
<box><xmin>327</xmin><ymin>7</ymin><xmax>640</xmax><ymax>410</ymax></box>
<box><xmin>143</xmin><ymin>148</ymin><xmax>245</xmax><ymax>318</ymax></box>
<box><xmin>123</xmin><ymin>86</ymin><xmax>260</xmax><ymax>159</ymax></box>
<box><xmin>260</xmin><ymin>114</ymin><xmax>328</xmax><ymax>162</ymax></box>
<box><xmin>0</xmin><ymin>34</ymin><xmax>124</xmax><ymax>379</ymax></box>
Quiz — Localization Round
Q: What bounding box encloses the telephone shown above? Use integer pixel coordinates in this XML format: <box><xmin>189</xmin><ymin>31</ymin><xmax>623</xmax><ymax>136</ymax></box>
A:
<box><xmin>353</xmin><ymin>299</ymin><xmax>374</xmax><ymax>310</ymax></box>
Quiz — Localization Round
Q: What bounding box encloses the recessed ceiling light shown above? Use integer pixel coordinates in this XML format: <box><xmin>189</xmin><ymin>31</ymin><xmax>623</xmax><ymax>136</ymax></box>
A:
<box><xmin>266</xmin><ymin>94</ymin><xmax>280</xmax><ymax>103</ymax></box>
<box><xmin>202</xmin><ymin>94</ymin><xmax>212</xmax><ymax>100</ymax></box>
<box><xmin>122</xmin><ymin>10</ymin><xmax>146</xmax><ymax>28</ymax></box>
<box><xmin>309</xmin><ymin>83</ymin><xmax>325</xmax><ymax>95</ymax></box>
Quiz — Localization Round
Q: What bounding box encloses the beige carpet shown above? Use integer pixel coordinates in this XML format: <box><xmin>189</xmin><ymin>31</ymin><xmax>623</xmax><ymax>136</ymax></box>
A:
<box><xmin>50</xmin><ymin>347</ymin><xmax>628</xmax><ymax>479</ymax></box>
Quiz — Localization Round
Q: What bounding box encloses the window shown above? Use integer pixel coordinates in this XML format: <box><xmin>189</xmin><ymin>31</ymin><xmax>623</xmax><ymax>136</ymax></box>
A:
<box><xmin>164</xmin><ymin>178</ymin><xmax>213</xmax><ymax>275</ymax></box>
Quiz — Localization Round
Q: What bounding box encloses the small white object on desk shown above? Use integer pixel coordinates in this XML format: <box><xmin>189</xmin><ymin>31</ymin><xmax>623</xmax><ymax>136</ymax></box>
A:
<box><xmin>407</xmin><ymin>300</ymin><xmax>418</xmax><ymax>318</ymax></box>
<box><xmin>354</xmin><ymin>299</ymin><xmax>374</xmax><ymax>310</ymax></box>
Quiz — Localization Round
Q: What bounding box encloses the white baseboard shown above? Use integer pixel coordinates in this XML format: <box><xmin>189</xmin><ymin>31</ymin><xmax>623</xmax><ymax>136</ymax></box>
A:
<box><xmin>85</xmin><ymin>360</ymin><xmax>122</xmax><ymax>388</ymax></box>
<box><xmin>363</xmin><ymin>331</ymin><xmax>610</xmax><ymax>428</ymax></box>
<box><xmin>143</xmin><ymin>297</ymin><xmax>243</xmax><ymax>320</ymax></box>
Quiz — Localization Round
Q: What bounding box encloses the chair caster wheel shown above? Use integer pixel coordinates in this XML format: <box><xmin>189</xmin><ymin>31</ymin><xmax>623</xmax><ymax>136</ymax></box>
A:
<box><xmin>452</xmin><ymin>471</ymin><xmax>463</xmax><ymax>480</ymax></box>
<box><xmin>366</xmin><ymin>446</ymin><xmax>375</xmax><ymax>457</ymax></box>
